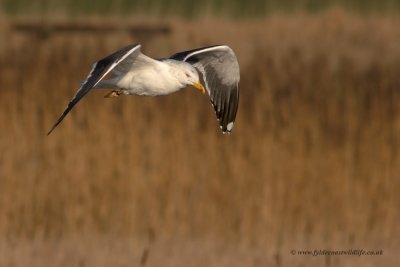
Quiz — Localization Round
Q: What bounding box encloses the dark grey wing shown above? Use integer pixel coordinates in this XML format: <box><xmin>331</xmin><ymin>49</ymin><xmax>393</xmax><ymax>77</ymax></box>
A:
<box><xmin>47</xmin><ymin>44</ymin><xmax>141</xmax><ymax>135</ymax></box>
<box><xmin>170</xmin><ymin>45</ymin><xmax>240</xmax><ymax>133</ymax></box>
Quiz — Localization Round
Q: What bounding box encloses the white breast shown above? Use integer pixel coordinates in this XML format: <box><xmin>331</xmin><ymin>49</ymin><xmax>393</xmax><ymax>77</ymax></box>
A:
<box><xmin>116</xmin><ymin>61</ymin><xmax>184</xmax><ymax>96</ymax></box>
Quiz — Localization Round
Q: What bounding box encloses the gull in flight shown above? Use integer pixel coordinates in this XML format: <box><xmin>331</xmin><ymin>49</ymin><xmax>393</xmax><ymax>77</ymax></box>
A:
<box><xmin>48</xmin><ymin>44</ymin><xmax>240</xmax><ymax>135</ymax></box>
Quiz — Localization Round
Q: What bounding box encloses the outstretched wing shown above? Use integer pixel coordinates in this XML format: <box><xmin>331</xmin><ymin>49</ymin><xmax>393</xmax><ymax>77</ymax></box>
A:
<box><xmin>170</xmin><ymin>45</ymin><xmax>240</xmax><ymax>134</ymax></box>
<box><xmin>47</xmin><ymin>44</ymin><xmax>141</xmax><ymax>135</ymax></box>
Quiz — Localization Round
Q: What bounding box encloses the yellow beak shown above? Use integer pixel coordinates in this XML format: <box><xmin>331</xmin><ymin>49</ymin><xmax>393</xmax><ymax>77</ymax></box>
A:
<box><xmin>193</xmin><ymin>82</ymin><xmax>206</xmax><ymax>94</ymax></box>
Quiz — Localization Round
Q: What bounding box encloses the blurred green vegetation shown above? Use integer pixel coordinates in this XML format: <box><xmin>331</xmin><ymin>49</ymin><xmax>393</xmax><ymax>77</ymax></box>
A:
<box><xmin>1</xmin><ymin>0</ymin><xmax>400</xmax><ymax>17</ymax></box>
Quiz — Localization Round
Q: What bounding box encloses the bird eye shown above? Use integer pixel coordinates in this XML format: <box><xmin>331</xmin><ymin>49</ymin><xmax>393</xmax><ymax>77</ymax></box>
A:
<box><xmin>185</xmin><ymin>73</ymin><xmax>190</xmax><ymax>78</ymax></box>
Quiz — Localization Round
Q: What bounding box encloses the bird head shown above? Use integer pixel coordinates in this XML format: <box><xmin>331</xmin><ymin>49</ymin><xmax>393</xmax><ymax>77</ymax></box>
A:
<box><xmin>181</xmin><ymin>66</ymin><xmax>206</xmax><ymax>94</ymax></box>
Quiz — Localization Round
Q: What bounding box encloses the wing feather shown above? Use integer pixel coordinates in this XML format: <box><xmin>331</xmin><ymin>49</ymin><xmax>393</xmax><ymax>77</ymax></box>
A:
<box><xmin>47</xmin><ymin>44</ymin><xmax>141</xmax><ymax>135</ymax></box>
<box><xmin>170</xmin><ymin>45</ymin><xmax>240</xmax><ymax>133</ymax></box>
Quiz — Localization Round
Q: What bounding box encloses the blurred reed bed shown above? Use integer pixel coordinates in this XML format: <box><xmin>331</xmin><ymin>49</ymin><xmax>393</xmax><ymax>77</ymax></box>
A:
<box><xmin>1</xmin><ymin>0</ymin><xmax>400</xmax><ymax>17</ymax></box>
<box><xmin>0</xmin><ymin>10</ymin><xmax>400</xmax><ymax>266</ymax></box>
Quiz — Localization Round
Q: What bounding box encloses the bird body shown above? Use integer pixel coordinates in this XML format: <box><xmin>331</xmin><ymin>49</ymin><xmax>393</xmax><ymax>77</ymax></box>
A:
<box><xmin>98</xmin><ymin>58</ymin><xmax>199</xmax><ymax>96</ymax></box>
<box><xmin>48</xmin><ymin>44</ymin><xmax>240</xmax><ymax>135</ymax></box>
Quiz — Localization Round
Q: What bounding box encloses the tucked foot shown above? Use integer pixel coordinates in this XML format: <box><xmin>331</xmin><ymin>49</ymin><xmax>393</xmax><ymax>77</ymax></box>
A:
<box><xmin>104</xmin><ymin>90</ymin><xmax>122</xmax><ymax>98</ymax></box>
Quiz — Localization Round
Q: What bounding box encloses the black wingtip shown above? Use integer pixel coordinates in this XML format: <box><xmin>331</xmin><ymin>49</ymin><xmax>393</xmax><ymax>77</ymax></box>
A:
<box><xmin>46</xmin><ymin>106</ymin><xmax>71</xmax><ymax>136</ymax></box>
<box><xmin>47</xmin><ymin>126</ymin><xmax>56</xmax><ymax>136</ymax></box>
<box><xmin>47</xmin><ymin>120</ymin><xmax>61</xmax><ymax>136</ymax></box>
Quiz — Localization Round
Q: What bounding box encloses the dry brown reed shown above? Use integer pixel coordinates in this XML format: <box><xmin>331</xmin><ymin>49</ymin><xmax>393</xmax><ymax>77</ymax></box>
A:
<box><xmin>0</xmin><ymin>10</ymin><xmax>399</xmax><ymax>266</ymax></box>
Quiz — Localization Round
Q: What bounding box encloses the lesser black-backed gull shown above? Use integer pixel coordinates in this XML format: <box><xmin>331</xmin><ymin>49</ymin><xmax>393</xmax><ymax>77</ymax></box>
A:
<box><xmin>48</xmin><ymin>44</ymin><xmax>240</xmax><ymax>135</ymax></box>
